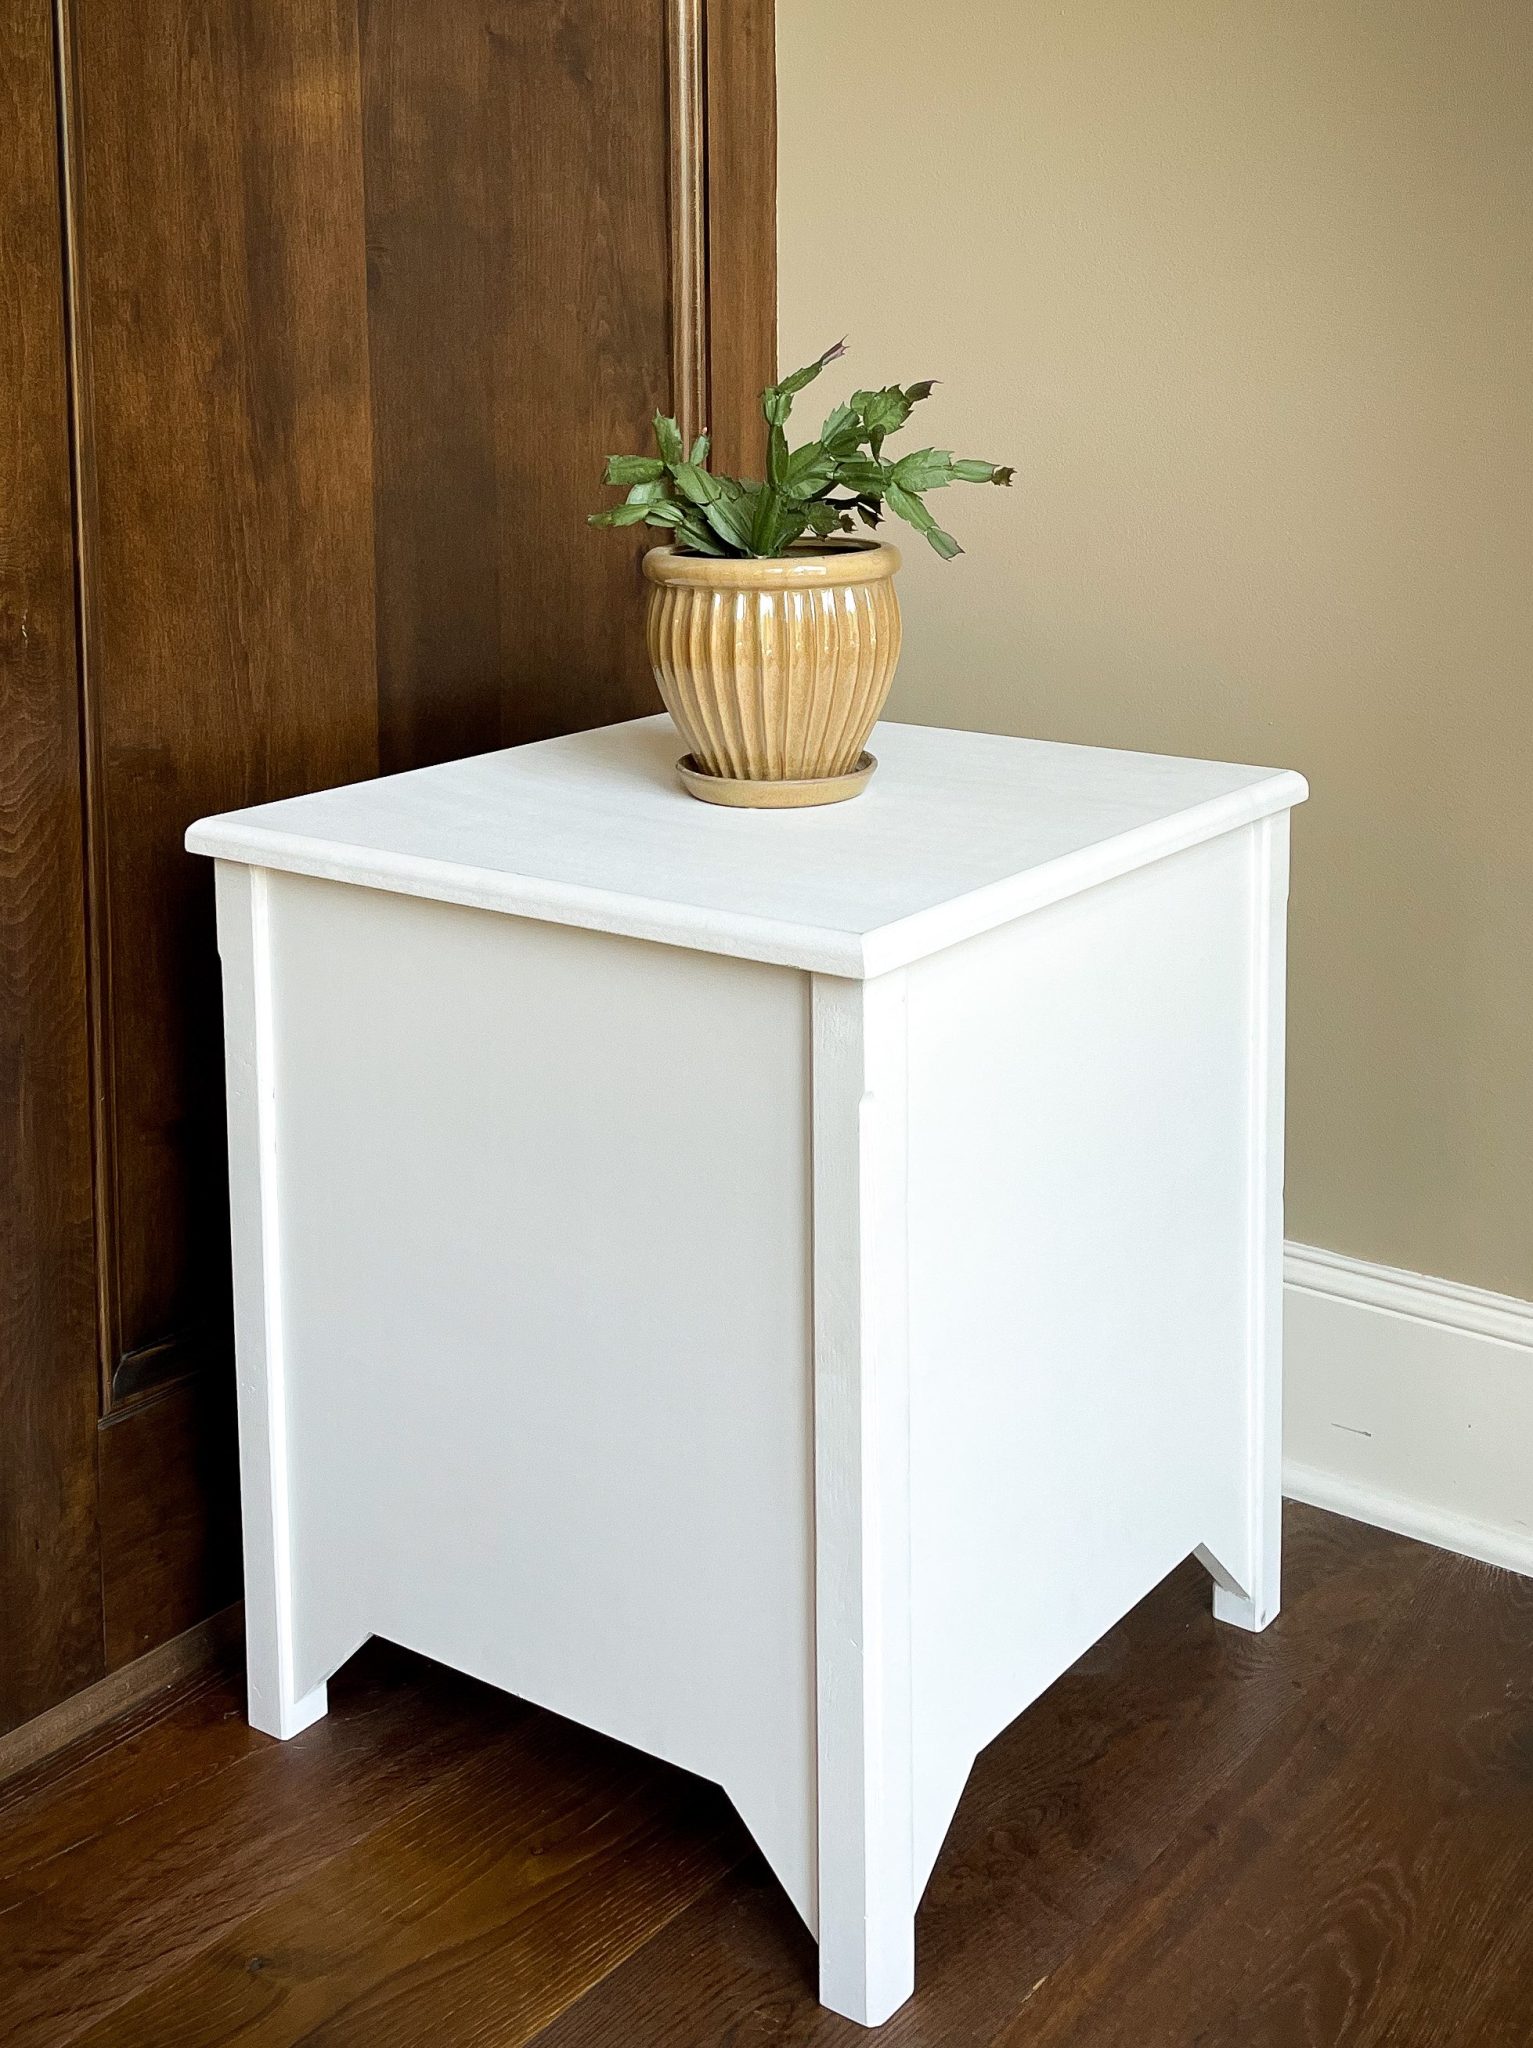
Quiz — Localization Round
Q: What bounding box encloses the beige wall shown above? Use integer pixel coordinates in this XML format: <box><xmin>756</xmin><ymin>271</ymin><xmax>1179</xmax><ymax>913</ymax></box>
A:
<box><xmin>778</xmin><ymin>0</ymin><xmax>1533</xmax><ymax>1297</ymax></box>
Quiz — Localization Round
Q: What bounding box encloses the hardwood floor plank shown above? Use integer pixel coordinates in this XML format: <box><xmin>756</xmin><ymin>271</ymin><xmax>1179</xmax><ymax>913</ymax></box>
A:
<box><xmin>522</xmin><ymin>1509</ymin><xmax>1438</xmax><ymax>2047</ymax></box>
<box><xmin>2</xmin><ymin>1510</ymin><xmax>1525</xmax><ymax>2048</ymax></box>
<box><xmin>989</xmin><ymin>1554</ymin><xmax>1533</xmax><ymax>2048</ymax></box>
<box><xmin>69</xmin><ymin>1702</ymin><xmax>742</xmax><ymax>2048</ymax></box>
<box><xmin>0</xmin><ymin>1664</ymin><xmax>247</xmax><ymax>1882</ymax></box>
<box><xmin>0</xmin><ymin>1645</ymin><xmax>528</xmax><ymax>2048</ymax></box>
<box><xmin>0</xmin><ymin>1637</ymin><xmax>422</xmax><ymax>1887</ymax></box>
<box><xmin>0</xmin><ymin>1606</ymin><xmax>242</xmax><ymax>1795</ymax></box>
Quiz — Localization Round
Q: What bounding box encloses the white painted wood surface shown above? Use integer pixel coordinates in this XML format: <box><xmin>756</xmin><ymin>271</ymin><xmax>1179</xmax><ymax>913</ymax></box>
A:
<box><xmin>215</xmin><ymin>862</ymin><xmax>328</xmax><ymax>1741</ymax></box>
<box><xmin>1283</xmin><ymin>1244</ymin><xmax>1533</xmax><ymax>1578</ymax></box>
<box><xmin>193</xmin><ymin>714</ymin><xmax>1305</xmax><ymax>2027</ymax></box>
<box><xmin>811</xmin><ymin>973</ymin><xmax>915</xmax><ymax>2024</ymax></box>
<box><xmin>188</xmin><ymin>713</ymin><xmax>1304</xmax><ymax>978</ymax></box>
<box><xmin>901</xmin><ymin>822</ymin><xmax>1290</xmax><ymax>1895</ymax></box>
<box><xmin>248</xmin><ymin>876</ymin><xmax>818</xmax><ymax>1924</ymax></box>
<box><xmin>1207</xmin><ymin>814</ymin><xmax>1289</xmax><ymax>1636</ymax></box>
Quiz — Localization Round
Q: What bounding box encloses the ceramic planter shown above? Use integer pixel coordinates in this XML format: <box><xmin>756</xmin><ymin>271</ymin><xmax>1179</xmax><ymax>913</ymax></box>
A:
<box><xmin>643</xmin><ymin>538</ymin><xmax>902</xmax><ymax>807</ymax></box>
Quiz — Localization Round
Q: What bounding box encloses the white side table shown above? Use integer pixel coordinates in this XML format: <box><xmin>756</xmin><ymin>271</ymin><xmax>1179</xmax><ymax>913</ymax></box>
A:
<box><xmin>189</xmin><ymin>714</ymin><xmax>1305</xmax><ymax>2027</ymax></box>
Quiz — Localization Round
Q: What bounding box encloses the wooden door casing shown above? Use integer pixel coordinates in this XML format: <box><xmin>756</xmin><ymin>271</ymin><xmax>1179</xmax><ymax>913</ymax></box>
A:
<box><xmin>0</xmin><ymin>0</ymin><xmax>103</xmax><ymax>1732</ymax></box>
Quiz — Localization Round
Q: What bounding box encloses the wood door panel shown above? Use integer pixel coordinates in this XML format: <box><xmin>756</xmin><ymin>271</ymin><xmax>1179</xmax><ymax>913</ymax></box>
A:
<box><xmin>97</xmin><ymin>1378</ymin><xmax>241</xmax><ymax>1673</ymax></box>
<box><xmin>357</xmin><ymin>0</ymin><xmax>512</xmax><ymax>773</ymax></box>
<box><xmin>704</xmin><ymin>0</ymin><xmax>777</xmax><ymax>479</ymax></box>
<box><xmin>0</xmin><ymin>1</ymin><xmax>104</xmax><ymax>1732</ymax></box>
<box><xmin>362</xmin><ymin>0</ymin><xmax>674</xmax><ymax>768</ymax></box>
<box><xmin>67</xmin><ymin>0</ymin><xmax>380</xmax><ymax>1404</ymax></box>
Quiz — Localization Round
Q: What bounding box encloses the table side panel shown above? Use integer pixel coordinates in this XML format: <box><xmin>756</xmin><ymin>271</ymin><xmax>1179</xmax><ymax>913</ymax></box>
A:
<box><xmin>260</xmin><ymin>873</ymin><xmax>818</xmax><ymax>1923</ymax></box>
<box><xmin>905</xmin><ymin>825</ymin><xmax>1269</xmax><ymax>1892</ymax></box>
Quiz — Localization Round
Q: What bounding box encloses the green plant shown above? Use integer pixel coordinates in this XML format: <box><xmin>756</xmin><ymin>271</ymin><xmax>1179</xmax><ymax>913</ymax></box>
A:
<box><xmin>589</xmin><ymin>339</ymin><xmax>1013</xmax><ymax>561</ymax></box>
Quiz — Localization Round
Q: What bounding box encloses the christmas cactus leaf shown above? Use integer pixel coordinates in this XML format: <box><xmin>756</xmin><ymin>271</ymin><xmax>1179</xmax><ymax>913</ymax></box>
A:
<box><xmin>851</xmin><ymin>386</ymin><xmax>907</xmax><ymax>433</ymax></box>
<box><xmin>831</xmin><ymin>454</ymin><xmax>890</xmax><ymax>496</ymax></box>
<box><xmin>802</xmin><ymin>499</ymin><xmax>856</xmax><ymax>539</ymax></box>
<box><xmin>762</xmin><ymin>339</ymin><xmax>847</xmax><ymax>427</ymax></box>
<box><xmin>591</xmin><ymin>341</ymin><xmax>1009</xmax><ymax>557</ymax></box>
<box><xmin>891</xmin><ymin>447</ymin><xmax>959</xmax><ymax>492</ymax></box>
<box><xmin>951</xmin><ymin>458</ymin><xmax>1014</xmax><ymax>484</ymax></box>
<box><xmin>587</xmin><ymin>501</ymin><xmax>655</xmax><ymax>528</ymax></box>
<box><xmin>775</xmin><ymin>505</ymin><xmax>813</xmax><ymax>553</ymax></box>
<box><xmin>786</xmin><ymin>439</ymin><xmax>837</xmax><ymax>496</ymax></box>
<box><xmin>882</xmin><ymin>479</ymin><xmax>925</xmax><ymax>526</ymax></box>
<box><xmin>651</xmin><ymin>412</ymin><xmax>685</xmax><ymax>465</ymax></box>
<box><xmin>670</xmin><ymin>462</ymin><xmax>723</xmax><ymax>507</ymax></box>
<box><xmin>635</xmin><ymin>500</ymin><xmax>725</xmax><ymax>553</ymax></box>
<box><xmin>772</xmin><ymin>338</ymin><xmax>847</xmax><ymax>399</ymax></box>
<box><xmin>852</xmin><ymin>385</ymin><xmax>913</xmax><ymax>452</ymax></box>
<box><xmin>761</xmin><ymin>489</ymin><xmax>811</xmax><ymax>557</ymax></box>
<box><xmin>819</xmin><ymin>402</ymin><xmax>864</xmax><ymax>457</ymax></box>
<box><xmin>749</xmin><ymin>485</ymin><xmax>783</xmax><ymax>555</ymax></box>
<box><xmin>605</xmin><ymin>455</ymin><xmax>667</xmax><ymax>486</ymax></box>
<box><xmin>885</xmin><ymin>480</ymin><xmax>964</xmax><ymax>557</ymax></box>
<box><xmin>678</xmin><ymin>513</ymin><xmax>729</xmax><ymax>555</ymax></box>
<box><xmin>767</xmin><ymin>422</ymin><xmax>791</xmax><ymax>489</ymax></box>
<box><xmin>662</xmin><ymin>464</ymin><xmax>749</xmax><ymax>551</ymax></box>
<box><xmin>698</xmin><ymin>492</ymin><xmax>756</xmax><ymax>551</ymax></box>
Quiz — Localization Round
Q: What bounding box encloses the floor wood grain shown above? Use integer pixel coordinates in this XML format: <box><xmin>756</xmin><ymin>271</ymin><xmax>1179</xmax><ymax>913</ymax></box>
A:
<box><xmin>0</xmin><ymin>1506</ymin><xmax>1526</xmax><ymax>2047</ymax></box>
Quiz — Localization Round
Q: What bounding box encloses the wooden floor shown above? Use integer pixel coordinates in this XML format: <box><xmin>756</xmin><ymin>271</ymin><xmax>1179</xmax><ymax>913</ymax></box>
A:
<box><xmin>1</xmin><ymin>1504</ymin><xmax>1529</xmax><ymax>2047</ymax></box>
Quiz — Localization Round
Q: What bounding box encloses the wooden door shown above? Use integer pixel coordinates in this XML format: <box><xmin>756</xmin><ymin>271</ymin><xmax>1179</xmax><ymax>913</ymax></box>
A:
<box><xmin>0</xmin><ymin>0</ymin><xmax>775</xmax><ymax>1740</ymax></box>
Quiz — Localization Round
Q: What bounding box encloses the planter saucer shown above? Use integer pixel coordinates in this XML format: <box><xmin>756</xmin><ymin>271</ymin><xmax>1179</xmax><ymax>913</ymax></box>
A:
<box><xmin>676</xmin><ymin>752</ymin><xmax>877</xmax><ymax>810</ymax></box>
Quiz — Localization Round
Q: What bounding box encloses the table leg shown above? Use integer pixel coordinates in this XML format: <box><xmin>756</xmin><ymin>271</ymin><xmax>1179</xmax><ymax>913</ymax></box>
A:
<box><xmin>812</xmin><ymin>972</ymin><xmax>917</xmax><ymax>2026</ymax></box>
<box><xmin>215</xmin><ymin>860</ymin><xmax>330</xmax><ymax>1741</ymax></box>
<box><xmin>1204</xmin><ymin>813</ymin><xmax>1289</xmax><ymax>1635</ymax></box>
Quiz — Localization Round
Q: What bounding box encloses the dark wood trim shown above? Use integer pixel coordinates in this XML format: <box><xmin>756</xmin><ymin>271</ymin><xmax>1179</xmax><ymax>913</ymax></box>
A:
<box><xmin>666</xmin><ymin>0</ymin><xmax>709</xmax><ymax>448</ymax></box>
<box><xmin>671</xmin><ymin>0</ymin><xmax>777</xmax><ymax>464</ymax></box>
<box><xmin>0</xmin><ymin>0</ymin><xmax>104</xmax><ymax>1735</ymax></box>
<box><xmin>702</xmin><ymin>0</ymin><xmax>776</xmax><ymax>478</ymax></box>
<box><xmin>53</xmin><ymin>0</ymin><xmax>120</xmax><ymax>1414</ymax></box>
<box><xmin>0</xmin><ymin>1604</ymin><xmax>241</xmax><ymax>1789</ymax></box>
<box><xmin>111</xmin><ymin>1335</ymin><xmax>199</xmax><ymax>1406</ymax></box>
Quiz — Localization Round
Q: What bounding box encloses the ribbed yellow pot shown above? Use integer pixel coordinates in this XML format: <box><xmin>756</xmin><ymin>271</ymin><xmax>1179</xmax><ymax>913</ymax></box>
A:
<box><xmin>643</xmin><ymin>539</ymin><xmax>902</xmax><ymax>806</ymax></box>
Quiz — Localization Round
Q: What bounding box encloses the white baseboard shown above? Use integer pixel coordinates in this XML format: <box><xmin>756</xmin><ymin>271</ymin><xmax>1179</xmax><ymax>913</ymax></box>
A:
<box><xmin>1281</xmin><ymin>1242</ymin><xmax>1533</xmax><ymax>1578</ymax></box>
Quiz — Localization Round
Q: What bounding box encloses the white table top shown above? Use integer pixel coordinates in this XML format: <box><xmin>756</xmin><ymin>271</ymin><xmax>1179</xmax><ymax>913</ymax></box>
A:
<box><xmin>187</xmin><ymin>714</ymin><xmax>1305</xmax><ymax>977</ymax></box>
